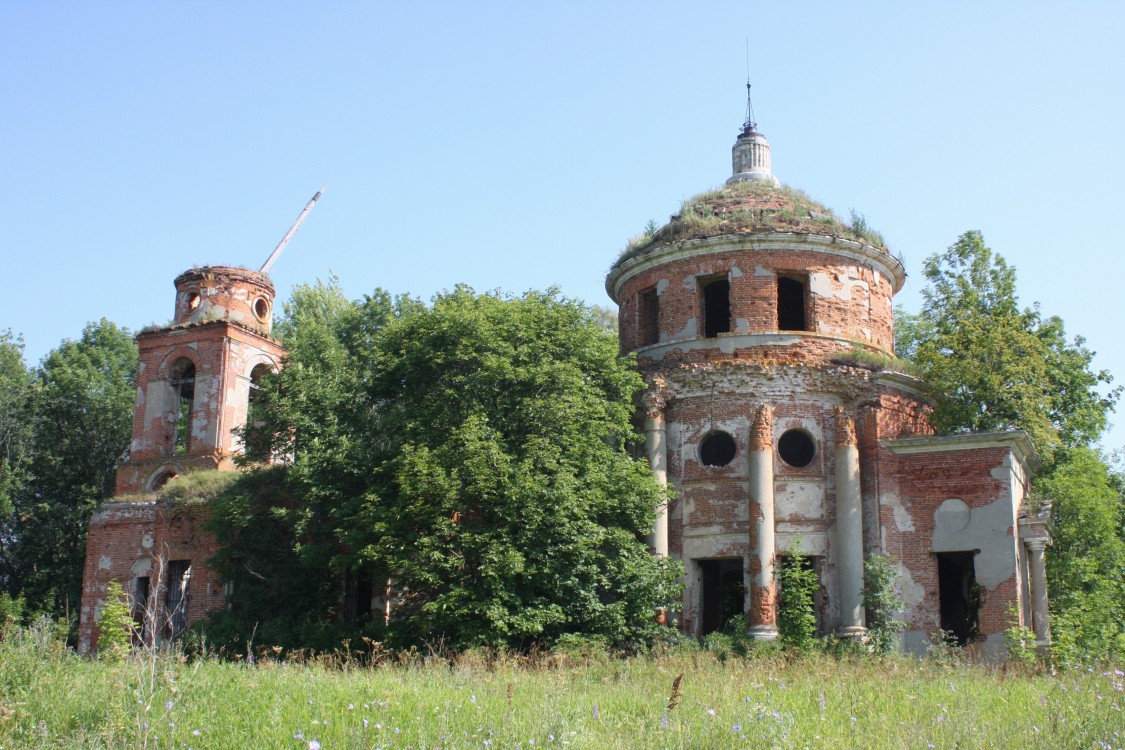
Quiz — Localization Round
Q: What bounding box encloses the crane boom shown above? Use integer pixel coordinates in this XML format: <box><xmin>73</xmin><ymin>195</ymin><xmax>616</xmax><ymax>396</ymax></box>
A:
<box><xmin>259</xmin><ymin>186</ymin><xmax>325</xmax><ymax>274</ymax></box>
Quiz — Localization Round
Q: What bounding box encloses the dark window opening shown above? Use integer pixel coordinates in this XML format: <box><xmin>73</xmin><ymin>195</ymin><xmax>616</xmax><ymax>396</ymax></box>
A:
<box><xmin>639</xmin><ymin>288</ymin><xmax>660</xmax><ymax>346</ymax></box>
<box><xmin>132</xmin><ymin>576</ymin><xmax>149</xmax><ymax>623</ymax></box>
<box><xmin>164</xmin><ymin>560</ymin><xmax>191</xmax><ymax>639</ymax></box>
<box><xmin>702</xmin><ymin>278</ymin><xmax>731</xmax><ymax>338</ymax></box>
<box><xmin>151</xmin><ymin>471</ymin><xmax>177</xmax><ymax>490</ymax></box>
<box><xmin>244</xmin><ymin>364</ymin><xmax>272</xmax><ymax>461</ymax></box>
<box><xmin>937</xmin><ymin>551</ymin><xmax>980</xmax><ymax>646</ymax></box>
<box><xmin>777</xmin><ymin>554</ymin><xmax>827</xmax><ymax>634</ymax></box>
<box><xmin>170</xmin><ymin>359</ymin><xmax>196</xmax><ymax>455</ymax></box>
<box><xmin>345</xmin><ymin>572</ymin><xmax>375</xmax><ymax>622</ymax></box>
<box><xmin>777</xmin><ymin>276</ymin><xmax>807</xmax><ymax>331</ymax></box>
<box><xmin>699</xmin><ymin>559</ymin><xmax>745</xmax><ymax>635</ymax></box>
<box><xmin>700</xmin><ymin>431</ymin><xmax>737</xmax><ymax>467</ymax></box>
<box><xmin>778</xmin><ymin>429</ymin><xmax>816</xmax><ymax>468</ymax></box>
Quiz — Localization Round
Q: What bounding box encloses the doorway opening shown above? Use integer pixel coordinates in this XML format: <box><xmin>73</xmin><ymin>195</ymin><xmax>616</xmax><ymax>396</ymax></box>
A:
<box><xmin>937</xmin><ymin>551</ymin><xmax>980</xmax><ymax>646</ymax></box>
<box><xmin>699</xmin><ymin>558</ymin><xmax>745</xmax><ymax>635</ymax></box>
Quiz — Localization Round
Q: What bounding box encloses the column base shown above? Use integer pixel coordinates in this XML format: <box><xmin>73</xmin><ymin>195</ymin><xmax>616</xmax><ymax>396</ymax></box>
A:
<box><xmin>749</xmin><ymin>624</ymin><xmax>779</xmax><ymax>641</ymax></box>
<box><xmin>837</xmin><ymin>625</ymin><xmax>868</xmax><ymax>641</ymax></box>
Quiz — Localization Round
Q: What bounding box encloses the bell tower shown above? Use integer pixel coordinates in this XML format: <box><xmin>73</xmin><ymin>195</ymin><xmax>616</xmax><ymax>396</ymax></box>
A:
<box><xmin>114</xmin><ymin>266</ymin><xmax>287</xmax><ymax>494</ymax></box>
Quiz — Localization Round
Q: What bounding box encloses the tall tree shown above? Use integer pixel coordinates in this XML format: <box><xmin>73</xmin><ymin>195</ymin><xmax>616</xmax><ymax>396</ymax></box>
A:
<box><xmin>4</xmin><ymin>320</ymin><xmax>137</xmax><ymax>618</ymax></box>
<box><xmin>211</xmin><ymin>285</ymin><xmax>679</xmax><ymax>650</ymax></box>
<box><xmin>0</xmin><ymin>331</ymin><xmax>34</xmax><ymax>593</ymax></box>
<box><xmin>900</xmin><ymin>231</ymin><xmax>1124</xmax><ymax>660</ymax></box>
<box><xmin>905</xmin><ymin>230</ymin><xmax>1117</xmax><ymax>462</ymax></box>
<box><xmin>1038</xmin><ymin>447</ymin><xmax>1125</xmax><ymax>662</ymax></box>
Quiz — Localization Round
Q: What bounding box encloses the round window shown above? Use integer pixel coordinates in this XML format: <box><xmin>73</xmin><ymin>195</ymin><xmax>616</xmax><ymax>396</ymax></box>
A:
<box><xmin>700</xmin><ymin>431</ymin><xmax>737</xmax><ymax>467</ymax></box>
<box><xmin>253</xmin><ymin>297</ymin><xmax>270</xmax><ymax>321</ymax></box>
<box><xmin>778</xmin><ymin>429</ymin><xmax>815</xmax><ymax>468</ymax></box>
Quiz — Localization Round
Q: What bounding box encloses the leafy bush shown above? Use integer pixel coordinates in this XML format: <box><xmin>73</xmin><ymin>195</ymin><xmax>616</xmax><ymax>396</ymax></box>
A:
<box><xmin>95</xmin><ymin>579</ymin><xmax>133</xmax><ymax>658</ymax></box>
<box><xmin>863</xmin><ymin>554</ymin><xmax>906</xmax><ymax>656</ymax></box>
<box><xmin>777</xmin><ymin>544</ymin><xmax>818</xmax><ymax>651</ymax></box>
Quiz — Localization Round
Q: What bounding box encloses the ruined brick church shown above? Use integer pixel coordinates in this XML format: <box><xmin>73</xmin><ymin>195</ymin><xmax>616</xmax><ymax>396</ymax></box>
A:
<box><xmin>79</xmin><ymin>98</ymin><xmax>1055</xmax><ymax>659</ymax></box>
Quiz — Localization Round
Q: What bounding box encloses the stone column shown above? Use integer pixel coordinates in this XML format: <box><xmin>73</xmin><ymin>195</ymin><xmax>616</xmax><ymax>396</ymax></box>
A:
<box><xmin>748</xmin><ymin>404</ymin><xmax>778</xmax><ymax>640</ymax></box>
<box><xmin>643</xmin><ymin>387</ymin><xmax>669</xmax><ymax>558</ymax></box>
<box><xmin>834</xmin><ymin>407</ymin><xmax>867</xmax><ymax>640</ymax></box>
<box><xmin>1026</xmin><ymin>538</ymin><xmax>1051</xmax><ymax>646</ymax></box>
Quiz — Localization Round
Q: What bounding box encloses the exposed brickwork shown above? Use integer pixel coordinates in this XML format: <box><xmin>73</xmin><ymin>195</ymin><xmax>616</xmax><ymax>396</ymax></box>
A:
<box><xmin>79</xmin><ymin>266</ymin><xmax>286</xmax><ymax>652</ymax></box>
<box><xmin>614</xmin><ymin>197</ymin><xmax>1039</xmax><ymax>656</ymax></box>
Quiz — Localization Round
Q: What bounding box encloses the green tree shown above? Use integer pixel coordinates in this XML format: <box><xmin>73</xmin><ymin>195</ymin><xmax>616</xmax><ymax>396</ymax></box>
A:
<box><xmin>862</xmin><ymin>554</ymin><xmax>906</xmax><ymax>656</ymax></box>
<box><xmin>212</xmin><ymin>285</ymin><xmax>680</xmax><ymax>650</ymax></box>
<box><xmin>0</xmin><ymin>330</ymin><xmax>33</xmax><ymax>522</ymax></box>
<box><xmin>4</xmin><ymin>320</ymin><xmax>137</xmax><ymax>619</ymax></box>
<box><xmin>906</xmin><ymin>230</ymin><xmax>1117</xmax><ymax>463</ymax></box>
<box><xmin>1038</xmin><ymin>447</ymin><xmax>1125</xmax><ymax>663</ymax></box>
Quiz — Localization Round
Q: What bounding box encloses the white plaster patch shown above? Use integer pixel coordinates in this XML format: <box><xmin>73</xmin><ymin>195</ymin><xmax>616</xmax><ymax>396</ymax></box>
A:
<box><xmin>98</xmin><ymin>556</ymin><xmax>112</xmax><ymax>570</ymax></box>
<box><xmin>931</xmin><ymin>495</ymin><xmax>1018</xmax><ymax>588</ymax></box>
<box><xmin>142</xmin><ymin>532</ymin><xmax>154</xmax><ymax>549</ymax></box>
<box><xmin>754</xmin><ymin>265</ymin><xmax>772</xmax><ymax>277</ymax></box>
<box><xmin>729</xmin><ymin>266</ymin><xmax>743</xmax><ymax>278</ymax></box>
<box><xmin>895</xmin><ymin>560</ymin><xmax>925</xmax><ymax>606</ymax></box>
<box><xmin>776</xmin><ymin>530</ymin><xmax>827</xmax><ymax>556</ymax></box>
<box><xmin>775</xmin><ymin>482</ymin><xmax>825</xmax><ymax>520</ymax></box>
<box><xmin>656</xmin><ymin>279</ymin><xmax>670</xmax><ymax>294</ymax></box>
<box><xmin>859</xmin><ymin>327</ymin><xmax>871</xmax><ymax>341</ymax></box>
<box><xmin>809</xmin><ymin>271</ymin><xmax>850</xmax><ymax>301</ymax></box>
<box><xmin>682</xmin><ymin>275</ymin><xmax>698</xmax><ymax>291</ymax></box>
<box><xmin>673</xmin><ymin>318</ymin><xmax>698</xmax><ymax>340</ymax></box>
<box><xmin>880</xmin><ymin>492</ymin><xmax>916</xmax><ymax>531</ymax></box>
<box><xmin>734</xmin><ymin>318</ymin><xmax>750</xmax><ymax>334</ymax></box>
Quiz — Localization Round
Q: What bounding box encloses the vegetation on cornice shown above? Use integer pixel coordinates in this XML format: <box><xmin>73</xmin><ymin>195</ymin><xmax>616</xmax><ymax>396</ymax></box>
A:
<box><xmin>617</xmin><ymin>180</ymin><xmax>887</xmax><ymax>267</ymax></box>
<box><xmin>830</xmin><ymin>346</ymin><xmax>923</xmax><ymax>379</ymax></box>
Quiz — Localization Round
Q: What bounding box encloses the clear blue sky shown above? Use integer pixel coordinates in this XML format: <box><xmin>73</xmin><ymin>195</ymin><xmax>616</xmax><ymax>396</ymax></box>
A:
<box><xmin>3</xmin><ymin>2</ymin><xmax>1123</xmax><ymax>450</ymax></box>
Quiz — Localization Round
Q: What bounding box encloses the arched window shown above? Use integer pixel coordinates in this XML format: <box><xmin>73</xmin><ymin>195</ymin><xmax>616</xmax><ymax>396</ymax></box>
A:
<box><xmin>169</xmin><ymin>359</ymin><xmax>195</xmax><ymax>455</ymax></box>
<box><xmin>244</xmin><ymin>364</ymin><xmax>272</xmax><ymax>461</ymax></box>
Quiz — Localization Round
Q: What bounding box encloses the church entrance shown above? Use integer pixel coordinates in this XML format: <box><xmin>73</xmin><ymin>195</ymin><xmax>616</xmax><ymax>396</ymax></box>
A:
<box><xmin>937</xmin><ymin>551</ymin><xmax>980</xmax><ymax>645</ymax></box>
<box><xmin>699</xmin><ymin>559</ymin><xmax>745</xmax><ymax>635</ymax></box>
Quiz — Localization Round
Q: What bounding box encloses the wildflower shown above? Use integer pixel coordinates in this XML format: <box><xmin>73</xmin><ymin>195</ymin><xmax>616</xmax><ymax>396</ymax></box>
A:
<box><xmin>348</xmin><ymin>704</ymin><xmax>354</xmax><ymax>710</ymax></box>
<box><xmin>818</xmin><ymin>692</ymin><xmax>826</xmax><ymax>712</ymax></box>
<box><xmin>593</xmin><ymin>704</ymin><xmax>599</xmax><ymax>719</ymax></box>
<box><xmin>661</xmin><ymin>716</ymin><xmax>669</xmax><ymax>728</ymax></box>
<box><xmin>309</xmin><ymin>742</ymin><xmax>322</xmax><ymax>750</ymax></box>
<box><xmin>192</xmin><ymin>730</ymin><xmax>200</xmax><ymax>737</ymax></box>
<box><xmin>165</xmin><ymin>701</ymin><xmax>175</xmax><ymax>710</ymax></box>
<box><xmin>471</xmin><ymin>695</ymin><xmax>477</xmax><ymax>704</ymax></box>
<box><xmin>707</xmin><ymin>708</ymin><xmax>716</xmax><ymax>716</ymax></box>
<box><xmin>363</xmin><ymin>719</ymin><xmax>369</xmax><ymax>728</ymax></box>
<box><xmin>295</xmin><ymin>730</ymin><xmax>304</xmax><ymax>739</ymax></box>
<box><xmin>732</xmin><ymin>724</ymin><xmax>742</xmax><ymax>732</ymax></box>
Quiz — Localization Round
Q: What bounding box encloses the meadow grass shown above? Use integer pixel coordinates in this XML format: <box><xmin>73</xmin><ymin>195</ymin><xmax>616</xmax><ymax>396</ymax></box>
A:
<box><xmin>1</xmin><ymin>624</ymin><xmax>1122</xmax><ymax>749</ymax></box>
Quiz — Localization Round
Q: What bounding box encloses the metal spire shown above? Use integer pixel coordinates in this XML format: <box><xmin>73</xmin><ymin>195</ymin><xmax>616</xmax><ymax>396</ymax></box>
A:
<box><xmin>741</xmin><ymin>80</ymin><xmax>758</xmax><ymax>136</ymax></box>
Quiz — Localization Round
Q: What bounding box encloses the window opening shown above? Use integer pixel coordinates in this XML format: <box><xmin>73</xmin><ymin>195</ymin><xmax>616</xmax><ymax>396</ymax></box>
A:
<box><xmin>937</xmin><ymin>551</ymin><xmax>980</xmax><ymax>646</ymax></box>
<box><xmin>132</xmin><ymin>576</ymin><xmax>149</xmax><ymax>623</ymax></box>
<box><xmin>699</xmin><ymin>559</ymin><xmax>745</xmax><ymax>635</ymax></box>
<box><xmin>244</xmin><ymin>364</ymin><xmax>272</xmax><ymax>461</ymax></box>
<box><xmin>777</xmin><ymin>276</ymin><xmax>807</xmax><ymax>331</ymax></box>
<box><xmin>170</xmin><ymin>359</ymin><xmax>195</xmax><ymax>455</ymax></box>
<box><xmin>702</xmin><ymin>278</ymin><xmax>731</xmax><ymax>338</ymax></box>
<box><xmin>345</xmin><ymin>572</ymin><xmax>375</xmax><ymax>622</ymax></box>
<box><xmin>164</xmin><ymin>560</ymin><xmax>191</xmax><ymax>639</ymax></box>
<box><xmin>778</xmin><ymin>429</ymin><xmax>815</xmax><ymax>468</ymax></box>
<box><xmin>638</xmin><ymin>288</ymin><xmax>660</xmax><ymax>346</ymax></box>
<box><xmin>700</xmin><ymin>431</ymin><xmax>737</xmax><ymax>467</ymax></box>
<box><xmin>253</xmin><ymin>297</ymin><xmax>270</xmax><ymax>321</ymax></box>
<box><xmin>776</xmin><ymin>553</ymin><xmax>827</xmax><ymax>634</ymax></box>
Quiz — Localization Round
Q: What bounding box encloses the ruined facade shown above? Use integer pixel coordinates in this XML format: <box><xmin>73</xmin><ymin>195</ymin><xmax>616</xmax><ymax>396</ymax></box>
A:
<box><xmin>79</xmin><ymin>109</ymin><xmax>1055</xmax><ymax>659</ymax></box>
<box><xmin>607</xmin><ymin>113</ymin><xmax>1054</xmax><ymax>658</ymax></box>
<box><xmin>78</xmin><ymin>267</ymin><xmax>284</xmax><ymax>652</ymax></box>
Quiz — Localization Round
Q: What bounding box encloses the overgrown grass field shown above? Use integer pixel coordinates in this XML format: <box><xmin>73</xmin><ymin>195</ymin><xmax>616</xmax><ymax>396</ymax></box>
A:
<box><xmin>1</xmin><ymin>625</ymin><xmax>1122</xmax><ymax>749</ymax></box>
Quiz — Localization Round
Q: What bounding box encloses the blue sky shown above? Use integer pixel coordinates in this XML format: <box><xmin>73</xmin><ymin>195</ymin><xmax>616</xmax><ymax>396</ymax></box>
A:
<box><xmin>3</xmin><ymin>2</ymin><xmax>1123</xmax><ymax>450</ymax></box>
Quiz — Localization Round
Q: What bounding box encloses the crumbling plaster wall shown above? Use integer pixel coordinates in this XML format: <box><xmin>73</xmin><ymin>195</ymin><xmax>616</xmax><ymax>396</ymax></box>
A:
<box><xmin>613</xmin><ymin>238</ymin><xmax>898</xmax><ymax>356</ymax></box>
<box><xmin>660</xmin><ymin>363</ymin><xmax>899</xmax><ymax>635</ymax></box>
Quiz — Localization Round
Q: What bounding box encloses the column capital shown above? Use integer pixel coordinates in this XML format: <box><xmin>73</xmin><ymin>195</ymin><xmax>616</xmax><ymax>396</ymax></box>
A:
<box><xmin>750</xmin><ymin>404</ymin><xmax>773</xmax><ymax>451</ymax></box>
<box><xmin>834</xmin><ymin>406</ymin><xmax>857</xmax><ymax>447</ymax></box>
<box><xmin>1025</xmin><ymin>537</ymin><xmax>1050</xmax><ymax>552</ymax></box>
<box><xmin>642</xmin><ymin>375</ymin><xmax>669</xmax><ymax>420</ymax></box>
